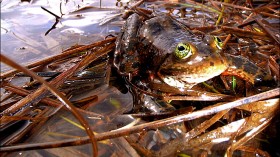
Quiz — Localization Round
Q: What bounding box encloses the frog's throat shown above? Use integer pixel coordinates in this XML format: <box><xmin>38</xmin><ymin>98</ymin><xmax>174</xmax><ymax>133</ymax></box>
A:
<box><xmin>158</xmin><ymin>63</ymin><xmax>228</xmax><ymax>89</ymax></box>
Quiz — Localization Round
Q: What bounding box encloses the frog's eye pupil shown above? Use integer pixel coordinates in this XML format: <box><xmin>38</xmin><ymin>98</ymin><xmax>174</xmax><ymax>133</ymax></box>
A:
<box><xmin>215</xmin><ymin>37</ymin><xmax>222</xmax><ymax>42</ymax></box>
<box><xmin>214</xmin><ymin>36</ymin><xmax>223</xmax><ymax>49</ymax></box>
<box><xmin>178</xmin><ymin>46</ymin><xmax>185</xmax><ymax>51</ymax></box>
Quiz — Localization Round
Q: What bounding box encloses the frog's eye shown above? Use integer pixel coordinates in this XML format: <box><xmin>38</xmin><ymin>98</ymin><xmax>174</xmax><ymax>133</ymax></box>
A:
<box><xmin>214</xmin><ymin>36</ymin><xmax>223</xmax><ymax>49</ymax></box>
<box><xmin>174</xmin><ymin>43</ymin><xmax>193</xmax><ymax>60</ymax></box>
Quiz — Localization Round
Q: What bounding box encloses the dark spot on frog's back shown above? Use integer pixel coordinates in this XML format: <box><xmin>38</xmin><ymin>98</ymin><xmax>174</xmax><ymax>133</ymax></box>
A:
<box><xmin>132</xmin><ymin>62</ymin><xmax>140</xmax><ymax>69</ymax></box>
<box><xmin>228</xmin><ymin>55</ymin><xmax>258</xmax><ymax>75</ymax></box>
<box><xmin>169</xmin><ymin>18</ymin><xmax>183</xmax><ymax>30</ymax></box>
<box><xmin>243</xmin><ymin>61</ymin><xmax>258</xmax><ymax>74</ymax></box>
<box><xmin>210</xmin><ymin>62</ymin><xmax>214</xmax><ymax>66</ymax></box>
<box><xmin>148</xmin><ymin>22</ymin><xmax>164</xmax><ymax>36</ymax></box>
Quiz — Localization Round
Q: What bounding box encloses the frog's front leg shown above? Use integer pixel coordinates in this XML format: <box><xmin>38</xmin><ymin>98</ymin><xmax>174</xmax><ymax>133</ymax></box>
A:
<box><xmin>222</xmin><ymin>54</ymin><xmax>274</xmax><ymax>84</ymax></box>
<box><xmin>114</xmin><ymin>13</ymin><xmax>142</xmax><ymax>78</ymax></box>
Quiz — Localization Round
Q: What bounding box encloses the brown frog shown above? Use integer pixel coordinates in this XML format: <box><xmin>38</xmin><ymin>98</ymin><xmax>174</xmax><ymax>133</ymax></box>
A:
<box><xmin>114</xmin><ymin>13</ymin><xmax>272</xmax><ymax>93</ymax></box>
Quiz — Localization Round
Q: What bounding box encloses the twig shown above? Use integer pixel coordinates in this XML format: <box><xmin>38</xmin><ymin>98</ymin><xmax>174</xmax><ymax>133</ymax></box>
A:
<box><xmin>221</xmin><ymin>26</ymin><xmax>269</xmax><ymax>40</ymax></box>
<box><xmin>212</xmin><ymin>1</ymin><xmax>252</xmax><ymax>11</ymax></box>
<box><xmin>45</xmin><ymin>18</ymin><xmax>59</xmax><ymax>36</ymax></box>
<box><xmin>259</xmin><ymin>11</ymin><xmax>280</xmax><ymax>18</ymax></box>
<box><xmin>3</xmin><ymin>83</ymin><xmax>101</xmax><ymax>117</ymax></box>
<box><xmin>255</xmin><ymin>18</ymin><xmax>280</xmax><ymax>44</ymax></box>
<box><xmin>41</xmin><ymin>6</ymin><xmax>61</xmax><ymax>19</ymax></box>
<box><xmin>222</xmin><ymin>34</ymin><xmax>232</xmax><ymax>50</ymax></box>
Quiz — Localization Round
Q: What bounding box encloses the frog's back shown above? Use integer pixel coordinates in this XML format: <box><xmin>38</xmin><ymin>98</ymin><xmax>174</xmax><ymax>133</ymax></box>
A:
<box><xmin>140</xmin><ymin>15</ymin><xmax>195</xmax><ymax>54</ymax></box>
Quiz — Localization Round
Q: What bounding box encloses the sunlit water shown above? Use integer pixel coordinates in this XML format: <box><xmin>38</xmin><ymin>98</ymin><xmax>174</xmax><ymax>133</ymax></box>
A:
<box><xmin>1</xmin><ymin>0</ymin><xmax>122</xmax><ymax>72</ymax></box>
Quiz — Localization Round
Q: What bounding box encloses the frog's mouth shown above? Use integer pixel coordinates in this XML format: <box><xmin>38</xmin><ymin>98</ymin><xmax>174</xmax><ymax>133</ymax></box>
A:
<box><xmin>158</xmin><ymin>64</ymin><xmax>227</xmax><ymax>89</ymax></box>
<box><xmin>159</xmin><ymin>75</ymin><xmax>196</xmax><ymax>89</ymax></box>
<box><xmin>158</xmin><ymin>72</ymin><xmax>215</xmax><ymax>89</ymax></box>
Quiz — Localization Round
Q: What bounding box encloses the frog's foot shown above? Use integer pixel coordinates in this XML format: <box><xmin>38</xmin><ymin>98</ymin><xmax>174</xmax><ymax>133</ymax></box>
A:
<box><xmin>126</xmin><ymin>96</ymin><xmax>176</xmax><ymax>114</ymax></box>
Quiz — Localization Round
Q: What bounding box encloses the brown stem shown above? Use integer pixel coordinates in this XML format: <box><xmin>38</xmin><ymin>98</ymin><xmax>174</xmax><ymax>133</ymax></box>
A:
<box><xmin>3</xmin><ymin>83</ymin><xmax>101</xmax><ymax>118</ymax></box>
<box><xmin>221</xmin><ymin>26</ymin><xmax>270</xmax><ymax>40</ymax></box>
<box><xmin>222</xmin><ymin>34</ymin><xmax>231</xmax><ymax>50</ymax></box>
<box><xmin>213</xmin><ymin>1</ymin><xmax>252</xmax><ymax>11</ymax></box>
<box><xmin>255</xmin><ymin>18</ymin><xmax>280</xmax><ymax>44</ymax></box>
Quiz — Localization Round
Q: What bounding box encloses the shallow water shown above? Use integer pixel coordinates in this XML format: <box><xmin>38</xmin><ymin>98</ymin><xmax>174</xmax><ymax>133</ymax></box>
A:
<box><xmin>1</xmin><ymin>0</ymin><xmax>122</xmax><ymax>72</ymax></box>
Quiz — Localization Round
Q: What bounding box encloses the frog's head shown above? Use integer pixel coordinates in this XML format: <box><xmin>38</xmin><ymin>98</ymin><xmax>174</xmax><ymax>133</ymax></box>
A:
<box><xmin>158</xmin><ymin>35</ymin><xmax>228</xmax><ymax>90</ymax></box>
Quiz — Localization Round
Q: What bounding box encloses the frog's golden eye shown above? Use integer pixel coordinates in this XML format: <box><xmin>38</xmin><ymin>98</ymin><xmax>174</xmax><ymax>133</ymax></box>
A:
<box><xmin>174</xmin><ymin>43</ymin><xmax>193</xmax><ymax>60</ymax></box>
<box><xmin>214</xmin><ymin>36</ymin><xmax>223</xmax><ymax>50</ymax></box>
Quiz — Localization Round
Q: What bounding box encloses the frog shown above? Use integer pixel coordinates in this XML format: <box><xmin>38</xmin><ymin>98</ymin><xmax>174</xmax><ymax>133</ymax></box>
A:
<box><xmin>114</xmin><ymin>13</ymin><xmax>272</xmax><ymax>95</ymax></box>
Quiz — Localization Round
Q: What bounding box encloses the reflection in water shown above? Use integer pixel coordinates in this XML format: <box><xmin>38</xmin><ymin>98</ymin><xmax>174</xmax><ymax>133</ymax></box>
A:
<box><xmin>1</xmin><ymin>0</ymin><xmax>122</xmax><ymax>72</ymax></box>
